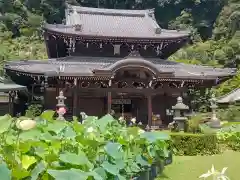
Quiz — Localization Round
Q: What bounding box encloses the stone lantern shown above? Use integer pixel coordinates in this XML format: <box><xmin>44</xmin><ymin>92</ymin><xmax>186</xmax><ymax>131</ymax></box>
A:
<box><xmin>172</xmin><ymin>96</ymin><xmax>189</xmax><ymax>132</ymax></box>
<box><xmin>209</xmin><ymin>93</ymin><xmax>221</xmax><ymax>128</ymax></box>
<box><xmin>56</xmin><ymin>91</ymin><xmax>66</xmax><ymax>107</ymax></box>
<box><xmin>56</xmin><ymin>91</ymin><xmax>66</xmax><ymax>120</ymax></box>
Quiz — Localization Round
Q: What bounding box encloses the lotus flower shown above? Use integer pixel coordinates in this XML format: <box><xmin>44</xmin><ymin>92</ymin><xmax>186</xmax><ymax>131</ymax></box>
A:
<box><xmin>80</xmin><ymin>112</ymin><xmax>88</xmax><ymax>120</ymax></box>
<box><xmin>87</xmin><ymin>127</ymin><xmax>94</xmax><ymax>133</ymax></box>
<box><xmin>119</xmin><ymin>116</ymin><xmax>124</xmax><ymax>121</ymax></box>
<box><xmin>16</xmin><ymin>119</ymin><xmax>36</xmax><ymax>131</ymax></box>
<box><xmin>138</xmin><ymin>129</ymin><xmax>145</xmax><ymax>134</ymax></box>
<box><xmin>57</xmin><ymin>107</ymin><xmax>66</xmax><ymax>114</ymax></box>
<box><xmin>131</xmin><ymin>117</ymin><xmax>136</xmax><ymax>124</ymax></box>
<box><xmin>199</xmin><ymin>165</ymin><xmax>230</xmax><ymax>180</ymax></box>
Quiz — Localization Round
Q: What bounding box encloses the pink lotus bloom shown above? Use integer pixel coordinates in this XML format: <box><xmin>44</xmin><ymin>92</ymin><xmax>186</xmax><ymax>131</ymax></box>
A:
<box><xmin>57</xmin><ymin>107</ymin><xmax>66</xmax><ymax>114</ymax></box>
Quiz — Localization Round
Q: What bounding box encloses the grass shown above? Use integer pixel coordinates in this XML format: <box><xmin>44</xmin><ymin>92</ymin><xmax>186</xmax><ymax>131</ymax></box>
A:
<box><xmin>157</xmin><ymin>150</ymin><xmax>240</xmax><ymax>180</ymax></box>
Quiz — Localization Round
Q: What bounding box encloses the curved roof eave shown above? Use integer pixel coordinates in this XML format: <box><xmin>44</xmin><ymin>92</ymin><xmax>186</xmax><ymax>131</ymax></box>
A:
<box><xmin>0</xmin><ymin>83</ymin><xmax>26</xmax><ymax>92</ymax></box>
<box><xmin>4</xmin><ymin>64</ymin><xmax>235</xmax><ymax>81</ymax></box>
<box><xmin>217</xmin><ymin>88</ymin><xmax>240</xmax><ymax>103</ymax></box>
<box><xmin>43</xmin><ymin>24</ymin><xmax>191</xmax><ymax>41</ymax></box>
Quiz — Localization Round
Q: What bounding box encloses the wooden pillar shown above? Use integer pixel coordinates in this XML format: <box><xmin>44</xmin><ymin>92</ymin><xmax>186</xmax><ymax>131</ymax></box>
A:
<box><xmin>107</xmin><ymin>92</ymin><xmax>112</xmax><ymax>114</ymax></box>
<box><xmin>8</xmin><ymin>92</ymin><xmax>13</xmax><ymax>116</ymax></box>
<box><xmin>43</xmin><ymin>86</ymin><xmax>47</xmax><ymax>110</ymax></box>
<box><xmin>147</xmin><ymin>95</ymin><xmax>152</xmax><ymax>126</ymax></box>
<box><xmin>73</xmin><ymin>78</ymin><xmax>78</xmax><ymax>116</ymax></box>
<box><xmin>31</xmin><ymin>84</ymin><xmax>34</xmax><ymax>101</ymax></box>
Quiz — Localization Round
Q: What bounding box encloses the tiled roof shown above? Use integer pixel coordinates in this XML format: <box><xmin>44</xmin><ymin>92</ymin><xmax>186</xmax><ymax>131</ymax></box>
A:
<box><xmin>0</xmin><ymin>83</ymin><xmax>26</xmax><ymax>92</ymax></box>
<box><xmin>0</xmin><ymin>77</ymin><xmax>26</xmax><ymax>92</ymax></box>
<box><xmin>4</xmin><ymin>56</ymin><xmax>236</xmax><ymax>79</ymax></box>
<box><xmin>44</xmin><ymin>5</ymin><xmax>190</xmax><ymax>40</ymax></box>
<box><xmin>217</xmin><ymin>88</ymin><xmax>240</xmax><ymax>103</ymax></box>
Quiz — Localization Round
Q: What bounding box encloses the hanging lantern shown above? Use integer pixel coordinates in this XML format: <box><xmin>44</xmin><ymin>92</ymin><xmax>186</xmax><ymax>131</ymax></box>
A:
<box><xmin>44</xmin><ymin>76</ymin><xmax>49</xmax><ymax>88</ymax></box>
<box><xmin>114</xmin><ymin>44</ymin><xmax>120</xmax><ymax>55</ymax></box>
<box><xmin>40</xmin><ymin>81</ymin><xmax>45</xmax><ymax>92</ymax></box>
<box><xmin>14</xmin><ymin>92</ymin><xmax>19</xmax><ymax>104</ymax></box>
<box><xmin>144</xmin><ymin>45</ymin><xmax>147</xmax><ymax>50</ymax></box>
<box><xmin>131</xmin><ymin>44</ymin><xmax>134</xmax><ymax>50</ymax></box>
<box><xmin>72</xmin><ymin>38</ymin><xmax>76</xmax><ymax>52</ymax></box>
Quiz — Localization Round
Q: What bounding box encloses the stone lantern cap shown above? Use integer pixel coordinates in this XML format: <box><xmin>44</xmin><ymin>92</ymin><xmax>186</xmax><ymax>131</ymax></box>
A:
<box><xmin>56</xmin><ymin>91</ymin><xmax>66</xmax><ymax>100</ymax></box>
<box><xmin>56</xmin><ymin>91</ymin><xmax>66</xmax><ymax>107</ymax></box>
<box><xmin>173</xmin><ymin>116</ymin><xmax>188</xmax><ymax>121</ymax></box>
<box><xmin>172</xmin><ymin>96</ymin><xmax>189</xmax><ymax>110</ymax></box>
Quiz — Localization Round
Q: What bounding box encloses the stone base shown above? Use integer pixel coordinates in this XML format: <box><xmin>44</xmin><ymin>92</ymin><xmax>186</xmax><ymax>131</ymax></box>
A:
<box><xmin>175</xmin><ymin>120</ymin><xmax>186</xmax><ymax>132</ymax></box>
<box><xmin>209</xmin><ymin>120</ymin><xmax>222</xmax><ymax>128</ymax></box>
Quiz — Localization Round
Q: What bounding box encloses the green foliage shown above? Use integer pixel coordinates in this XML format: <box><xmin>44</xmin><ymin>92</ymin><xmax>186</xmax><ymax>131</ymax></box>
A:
<box><xmin>213</xmin><ymin>1</ymin><xmax>240</xmax><ymax>40</ymax></box>
<box><xmin>186</xmin><ymin>114</ymin><xmax>204</xmax><ymax>133</ymax></box>
<box><xmin>25</xmin><ymin>104</ymin><xmax>43</xmax><ymax>118</ymax></box>
<box><xmin>169</xmin><ymin>133</ymin><xmax>220</xmax><ymax>156</ymax></box>
<box><xmin>187</xmin><ymin>88</ymin><xmax>212</xmax><ymax>113</ymax></box>
<box><xmin>216</xmin><ymin>71</ymin><xmax>240</xmax><ymax>96</ymax></box>
<box><xmin>0</xmin><ymin>111</ymin><xmax>170</xmax><ymax>179</ymax></box>
<box><xmin>0</xmin><ymin>0</ymin><xmax>231</xmax><ymax>39</ymax></box>
<box><xmin>218</xmin><ymin>105</ymin><xmax>240</xmax><ymax>121</ymax></box>
<box><xmin>171</xmin><ymin>38</ymin><xmax>239</xmax><ymax>67</ymax></box>
<box><xmin>0</xmin><ymin>36</ymin><xmax>47</xmax><ymax>71</ymax></box>
<box><xmin>217</xmin><ymin>131</ymin><xmax>240</xmax><ymax>151</ymax></box>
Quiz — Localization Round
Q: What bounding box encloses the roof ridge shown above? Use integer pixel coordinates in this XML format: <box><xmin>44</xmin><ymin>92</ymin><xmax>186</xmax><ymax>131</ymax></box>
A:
<box><xmin>66</xmin><ymin>4</ymin><xmax>154</xmax><ymax>17</ymax></box>
<box><xmin>144</xmin><ymin>14</ymin><xmax>161</xmax><ymax>33</ymax></box>
<box><xmin>217</xmin><ymin>88</ymin><xmax>240</xmax><ymax>99</ymax></box>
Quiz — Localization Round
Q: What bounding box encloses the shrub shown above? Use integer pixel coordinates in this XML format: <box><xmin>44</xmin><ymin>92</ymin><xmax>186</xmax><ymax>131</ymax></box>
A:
<box><xmin>218</xmin><ymin>105</ymin><xmax>240</xmax><ymax>122</ymax></box>
<box><xmin>227</xmin><ymin>132</ymin><xmax>240</xmax><ymax>151</ymax></box>
<box><xmin>186</xmin><ymin>114</ymin><xmax>205</xmax><ymax>133</ymax></box>
<box><xmin>169</xmin><ymin>133</ymin><xmax>220</xmax><ymax>156</ymax></box>
<box><xmin>25</xmin><ymin>103</ymin><xmax>43</xmax><ymax>117</ymax></box>
<box><xmin>217</xmin><ymin>131</ymin><xmax>240</xmax><ymax>151</ymax></box>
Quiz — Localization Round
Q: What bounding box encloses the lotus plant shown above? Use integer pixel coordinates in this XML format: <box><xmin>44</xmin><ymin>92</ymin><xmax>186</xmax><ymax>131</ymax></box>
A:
<box><xmin>0</xmin><ymin>111</ymin><xmax>170</xmax><ymax>179</ymax></box>
<box><xmin>199</xmin><ymin>165</ymin><xmax>230</xmax><ymax>180</ymax></box>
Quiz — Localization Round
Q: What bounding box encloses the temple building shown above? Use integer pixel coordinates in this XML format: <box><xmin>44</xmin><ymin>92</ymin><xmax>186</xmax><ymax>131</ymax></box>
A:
<box><xmin>4</xmin><ymin>4</ymin><xmax>236</xmax><ymax>125</ymax></box>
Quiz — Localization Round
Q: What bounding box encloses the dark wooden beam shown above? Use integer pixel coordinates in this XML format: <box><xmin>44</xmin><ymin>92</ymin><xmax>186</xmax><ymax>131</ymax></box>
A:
<box><xmin>147</xmin><ymin>95</ymin><xmax>152</xmax><ymax>126</ymax></box>
<box><xmin>72</xmin><ymin>79</ymin><xmax>78</xmax><ymax>116</ymax></box>
<box><xmin>77</xmin><ymin>87</ymin><xmax>186</xmax><ymax>95</ymax></box>
<box><xmin>107</xmin><ymin>92</ymin><xmax>112</xmax><ymax>114</ymax></box>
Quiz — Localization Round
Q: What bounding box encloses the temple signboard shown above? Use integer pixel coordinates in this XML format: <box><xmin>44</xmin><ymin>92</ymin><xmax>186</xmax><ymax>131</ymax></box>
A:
<box><xmin>112</xmin><ymin>99</ymin><xmax>131</xmax><ymax>105</ymax></box>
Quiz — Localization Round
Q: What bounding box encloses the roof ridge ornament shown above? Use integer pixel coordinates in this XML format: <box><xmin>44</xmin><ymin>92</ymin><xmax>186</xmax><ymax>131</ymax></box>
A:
<box><xmin>127</xmin><ymin>50</ymin><xmax>141</xmax><ymax>57</ymax></box>
<box><xmin>155</xmin><ymin>27</ymin><xmax>161</xmax><ymax>34</ymax></box>
<box><xmin>74</xmin><ymin>24</ymin><xmax>82</xmax><ymax>31</ymax></box>
<box><xmin>72</xmin><ymin>8</ymin><xmax>82</xmax><ymax>31</ymax></box>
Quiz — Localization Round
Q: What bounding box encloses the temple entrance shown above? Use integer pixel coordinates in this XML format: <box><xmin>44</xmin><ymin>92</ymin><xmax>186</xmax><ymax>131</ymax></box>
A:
<box><xmin>110</xmin><ymin>92</ymin><xmax>148</xmax><ymax>124</ymax></box>
<box><xmin>108</xmin><ymin>65</ymin><xmax>157</xmax><ymax>124</ymax></box>
<box><xmin>111</xmin><ymin>98</ymin><xmax>132</xmax><ymax>119</ymax></box>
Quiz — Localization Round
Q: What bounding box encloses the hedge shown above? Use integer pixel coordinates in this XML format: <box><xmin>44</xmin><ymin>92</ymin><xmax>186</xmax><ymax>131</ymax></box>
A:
<box><xmin>219</xmin><ymin>132</ymin><xmax>240</xmax><ymax>151</ymax></box>
<box><xmin>169</xmin><ymin>133</ymin><xmax>220</xmax><ymax>156</ymax></box>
